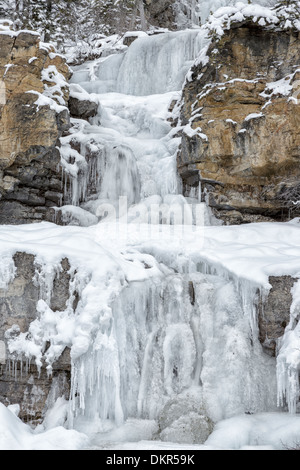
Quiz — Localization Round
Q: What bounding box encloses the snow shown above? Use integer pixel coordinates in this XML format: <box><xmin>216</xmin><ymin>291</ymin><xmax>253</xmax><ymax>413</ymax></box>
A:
<box><xmin>205</xmin><ymin>2</ymin><xmax>281</xmax><ymax>37</ymax></box>
<box><xmin>277</xmin><ymin>279</ymin><xmax>300</xmax><ymax>414</ymax></box>
<box><xmin>2</xmin><ymin>0</ymin><xmax>300</xmax><ymax>452</ymax></box>
<box><xmin>69</xmin><ymin>83</ymin><xmax>101</xmax><ymax>106</ymax></box>
<box><xmin>41</xmin><ymin>65</ymin><xmax>69</xmax><ymax>106</ymax></box>
<box><xmin>123</xmin><ymin>31</ymin><xmax>148</xmax><ymax>39</ymax></box>
<box><xmin>0</xmin><ymin>402</ymin><xmax>88</xmax><ymax>450</ymax></box>
<box><xmin>53</xmin><ymin>205</ymin><xmax>99</xmax><ymax>227</ymax></box>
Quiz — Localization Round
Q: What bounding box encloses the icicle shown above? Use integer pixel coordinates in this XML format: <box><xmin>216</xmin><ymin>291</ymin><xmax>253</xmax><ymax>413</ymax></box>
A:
<box><xmin>66</xmin><ymin>271</ymin><xmax>278</xmax><ymax>428</ymax></box>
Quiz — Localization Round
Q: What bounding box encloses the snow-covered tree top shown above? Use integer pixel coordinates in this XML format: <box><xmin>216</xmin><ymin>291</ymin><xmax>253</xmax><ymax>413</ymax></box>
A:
<box><xmin>205</xmin><ymin>1</ymin><xmax>300</xmax><ymax>37</ymax></box>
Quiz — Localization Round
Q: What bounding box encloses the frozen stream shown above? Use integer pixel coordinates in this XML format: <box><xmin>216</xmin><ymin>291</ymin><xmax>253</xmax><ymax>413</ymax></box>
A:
<box><xmin>1</xmin><ymin>16</ymin><xmax>300</xmax><ymax>450</ymax></box>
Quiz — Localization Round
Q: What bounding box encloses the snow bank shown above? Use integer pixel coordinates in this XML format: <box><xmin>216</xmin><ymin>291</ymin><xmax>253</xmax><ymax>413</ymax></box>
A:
<box><xmin>0</xmin><ymin>403</ymin><xmax>88</xmax><ymax>450</ymax></box>
<box><xmin>2</xmin><ymin>3</ymin><xmax>300</xmax><ymax>449</ymax></box>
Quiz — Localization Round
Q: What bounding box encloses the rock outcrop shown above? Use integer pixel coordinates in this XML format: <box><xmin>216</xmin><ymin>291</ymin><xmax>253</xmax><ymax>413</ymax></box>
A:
<box><xmin>178</xmin><ymin>19</ymin><xmax>300</xmax><ymax>224</ymax></box>
<box><xmin>0</xmin><ymin>253</ymin><xmax>72</xmax><ymax>423</ymax></box>
<box><xmin>0</xmin><ymin>25</ymin><xmax>72</xmax><ymax>224</ymax></box>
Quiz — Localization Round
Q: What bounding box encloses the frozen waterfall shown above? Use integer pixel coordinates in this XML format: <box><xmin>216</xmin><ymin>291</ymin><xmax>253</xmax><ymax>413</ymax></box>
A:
<box><xmin>63</xmin><ymin>28</ymin><xmax>212</xmax><ymax>223</ymax></box>
<box><xmin>57</xmin><ymin>26</ymin><xmax>289</xmax><ymax>432</ymax></box>
<box><xmin>2</xmin><ymin>18</ymin><xmax>298</xmax><ymax>450</ymax></box>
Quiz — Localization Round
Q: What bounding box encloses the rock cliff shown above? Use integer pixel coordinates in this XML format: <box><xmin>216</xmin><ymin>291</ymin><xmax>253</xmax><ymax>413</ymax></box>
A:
<box><xmin>178</xmin><ymin>17</ymin><xmax>300</xmax><ymax>224</ymax></box>
<box><xmin>0</xmin><ymin>22</ymin><xmax>71</xmax><ymax>224</ymax></box>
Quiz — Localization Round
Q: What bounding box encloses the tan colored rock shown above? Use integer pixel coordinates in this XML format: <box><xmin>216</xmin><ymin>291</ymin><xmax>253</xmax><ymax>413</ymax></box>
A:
<box><xmin>178</xmin><ymin>23</ymin><xmax>300</xmax><ymax>224</ymax></box>
<box><xmin>0</xmin><ymin>30</ymin><xmax>72</xmax><ymax>224</ymax></box>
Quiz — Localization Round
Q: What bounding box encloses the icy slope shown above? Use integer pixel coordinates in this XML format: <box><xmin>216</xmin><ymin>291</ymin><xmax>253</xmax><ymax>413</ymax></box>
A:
<box><xmin>1</xmin><ymin>219</ymin><xmax>300</xmax><ymax>428</ymax></box>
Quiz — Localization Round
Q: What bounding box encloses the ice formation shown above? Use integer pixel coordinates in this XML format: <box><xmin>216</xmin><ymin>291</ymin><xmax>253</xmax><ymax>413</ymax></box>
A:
<box><xmin>1</xmin><ymin>0</ymin><xmax>300</xmax><ymax>450</ymax></box>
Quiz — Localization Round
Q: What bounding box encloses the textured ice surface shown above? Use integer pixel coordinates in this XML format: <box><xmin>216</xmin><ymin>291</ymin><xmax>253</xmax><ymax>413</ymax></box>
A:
<box><xmin>71</xmin><ymin>29</ymin><xmax>208</xmax><ymax>96</ymax></box>
<box><xmin>1</xmin><ymin>2</ymin><xmax>300</xmax><ymax>450</ymax></box>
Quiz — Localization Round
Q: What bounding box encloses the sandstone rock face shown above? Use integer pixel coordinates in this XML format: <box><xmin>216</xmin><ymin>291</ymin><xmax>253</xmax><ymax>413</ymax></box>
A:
<box><xmin>0</xmin><ymin>253</ymin><xmax>72</xmax><ymax>424</ymax></box>
<box><xmin>178</xmin><ymin>22</ymin><xmax>300</xmax><ymax>224</ymax></box>
<box><xmin>0</xmin><ymin>29</ymin><xmax>71</xmax><ymax>224</ymax></box>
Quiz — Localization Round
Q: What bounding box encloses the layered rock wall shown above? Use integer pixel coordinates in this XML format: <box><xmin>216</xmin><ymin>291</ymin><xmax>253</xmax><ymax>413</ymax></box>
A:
<box><xmin>0</xmin><ymin>25</ymin><xmax>71</xmax><ymax>224</ymax></box>
<box><xmin>178</xmin><ymin>21</ymin><xmax>300</xmax><ymax>224</ymax></box>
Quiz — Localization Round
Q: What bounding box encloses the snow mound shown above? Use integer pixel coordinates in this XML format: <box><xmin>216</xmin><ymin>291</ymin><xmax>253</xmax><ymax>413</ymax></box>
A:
<box><xmin>0</xmin><ymin>403</ymin><xmax>88</xmax><ymax>450</ymax></box>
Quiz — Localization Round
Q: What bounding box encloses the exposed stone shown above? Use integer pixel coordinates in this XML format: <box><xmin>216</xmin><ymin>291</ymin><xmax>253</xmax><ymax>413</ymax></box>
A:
<box><xmin>50</xmin><ymin>258</ymin><xmax>71</xmax><ymax>312</ymax></box>
<box><xmin>0</xmin><ymin>30</ymin><xmax>72</xmax><ymax>224</ymax></box>
<box><xmin>144</xmin><ymin>0</ymin><xmax>176</xmax><ymax>30</ymax></box>
<box><xmin>178</xmin><ymin>22</ymin><xmax>300</xmax><ymax>224</ymax></box>
<box><xmin>0</xmin><ymin>363</ymin><xmax>70</xmax><ymax>424</ymax></box>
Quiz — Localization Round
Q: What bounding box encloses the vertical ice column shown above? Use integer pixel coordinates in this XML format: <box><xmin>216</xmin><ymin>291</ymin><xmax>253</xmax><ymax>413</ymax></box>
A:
<box><xmin>69</xmin><ymin>275</ymin><xmax>200</xmax><ymax>425</ymax></box>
